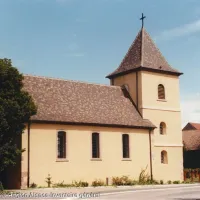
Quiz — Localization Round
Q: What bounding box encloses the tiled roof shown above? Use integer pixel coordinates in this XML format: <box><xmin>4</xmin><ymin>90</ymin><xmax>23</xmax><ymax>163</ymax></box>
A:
<box><xmin>183</xmin><ymin>130</ymin><xmax>200</xmax><ymax>151</ymax></box>
<box><xmin>182</xmin><ymin>122</ymin><xmax>200</xmax><ymax>131</ymax></box>
<box><xmin>23</xmin><ymin>75</ymin><xmax>155</xmax><ymax>129</ymax></box>
<box><xmin>190</xmin><ymin>123</ymin><xmax>200</xmax><ymax>130</ymax></box>
<box><xmin>106</xmin><ymin>28</ymin><xmax>183</xmax><ymax>78</ymax></box>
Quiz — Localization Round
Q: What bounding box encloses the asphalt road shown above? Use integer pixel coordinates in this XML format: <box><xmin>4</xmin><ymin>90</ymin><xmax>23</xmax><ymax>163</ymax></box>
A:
<box><xmin>97</xmin><ymin>186</ymin><xmax>200</xmax><ymax>200</ymax></box>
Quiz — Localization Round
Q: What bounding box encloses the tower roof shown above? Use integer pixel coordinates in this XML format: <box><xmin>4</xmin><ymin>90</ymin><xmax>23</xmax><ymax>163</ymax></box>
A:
<box><xmin>106</xmin><ymin>28</ymin><xmax>183</xmax><ymax>79</ymax></box>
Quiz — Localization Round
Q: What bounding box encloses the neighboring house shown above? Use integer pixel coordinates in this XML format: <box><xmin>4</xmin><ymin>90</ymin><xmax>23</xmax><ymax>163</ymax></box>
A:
<box><xmin>183</xmin><ymin>122</ymin><xmax>200</xmax><ymax>169</ymax></box>
<box><xmin>2</xmin><ymin>24</ymin><xmax>184</xmax><ymax>189</ymax></box>
<box><xmin>183</xmin><ymin>122</ymin><xmax>200</xmax><ymax>131</ymax></box>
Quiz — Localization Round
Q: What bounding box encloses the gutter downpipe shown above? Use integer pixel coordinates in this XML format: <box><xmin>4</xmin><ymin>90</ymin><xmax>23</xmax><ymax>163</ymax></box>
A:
<box><xmin>27</xmin><ymin>121</ymin><xmax>31</xmax><ymax>188</ymax></box>
<box><xmin>149</xmin><ymin>128</ymin><xmax>153</xmax><ymax>181</ymax></box>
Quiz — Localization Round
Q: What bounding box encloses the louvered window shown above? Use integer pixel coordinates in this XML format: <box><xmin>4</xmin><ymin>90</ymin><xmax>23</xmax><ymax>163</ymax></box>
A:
<box><xmin>158</xmin><ymin>84</ymin><xmax>165</xmax><ymax>99</ymax></box>
<box><xmin>160</xmin><ymin>122</ymin><xmax>166</xmax><ymax>135</ymax></box>
<box><xmin>161</xmin><ymin>150</ymin><xmax>168</xmax><ymax>164</ymax></box>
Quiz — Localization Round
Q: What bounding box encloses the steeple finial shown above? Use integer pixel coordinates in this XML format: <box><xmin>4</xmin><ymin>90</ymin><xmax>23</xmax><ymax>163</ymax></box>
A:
<box><xmin>140</xmin><ymin>13</ymin><xmax>146</xmax><ymax>28</ymax></box>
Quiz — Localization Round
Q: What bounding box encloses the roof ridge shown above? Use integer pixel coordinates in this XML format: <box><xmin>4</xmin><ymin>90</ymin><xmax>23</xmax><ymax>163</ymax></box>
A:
<box><xmin>24</xmin><ymin>74</ymin><xmax>119</xmax><ymax>88</ymax></box>
<box><xmin>141</xmin><ymin>27</ymin><xmax>144</xmax><ymax>66</ymax></box>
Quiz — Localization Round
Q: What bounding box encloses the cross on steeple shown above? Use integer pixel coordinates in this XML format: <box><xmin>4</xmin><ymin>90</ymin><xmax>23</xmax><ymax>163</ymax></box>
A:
<box><xmin>140</xmin><ymin>13</ymin><xmax>146</xmax><ymax>28</ymax></box>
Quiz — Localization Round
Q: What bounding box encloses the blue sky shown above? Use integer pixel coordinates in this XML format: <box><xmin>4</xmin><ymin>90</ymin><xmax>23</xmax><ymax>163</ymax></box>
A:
<box><xmin>0</xmin><ymin>0</ymin><xmax>200</xmax><ymax>126</ymax></box>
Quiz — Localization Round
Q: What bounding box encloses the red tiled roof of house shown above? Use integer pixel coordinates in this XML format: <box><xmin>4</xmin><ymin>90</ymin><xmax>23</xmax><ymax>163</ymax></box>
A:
<box><xmin>183</xmin><ymin>130</ymin><xmax>200</xmax><ymax>150</ymax></box>
<box><xmin>190</xmin><ymin>123</ymin><xmax>200</xmax><ymax>130</ymax></box>
<box><xmin>23</xmin><ymin>75</ymin><xmax>155</xmax><ymax>129</ymax></box>
<box><xmin>106</xmin><ymin>28</ymin><xmax>183</xmax><ymax>79</ymax></box>
<box><xmin>182</xmin><ymin>122</ymin><xmax>200</xmax><ymax>131</ymax></box>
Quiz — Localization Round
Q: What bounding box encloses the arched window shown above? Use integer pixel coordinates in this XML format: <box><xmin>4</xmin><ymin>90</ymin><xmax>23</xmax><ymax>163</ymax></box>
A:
<box><xmin>158</xmin><ymin>84</ymin><xmax>165</xmax><ymax>99</ymax></box>
<box><xmin>160</xmin><ymin>122</ymin><xmax>166</xmax><ymax>135</ymax></box>
<box><xmin>92</xmin><ymin>132</ymin><xmax>100</xmax><ymax>158</ymax></box>
<box><xmin>122</xmin><ymin>134</ymin><xmax>130</xmax><ymax>158</ymax></box>
<box><xmin>57</xmin><ymin>131</ymin><xmax>66</xmax><ymax>159</ymax></box>
<box><xmin>161</xmin><ymin>150</ymin><xmax>168</xmax><ymax>164</ymax></box>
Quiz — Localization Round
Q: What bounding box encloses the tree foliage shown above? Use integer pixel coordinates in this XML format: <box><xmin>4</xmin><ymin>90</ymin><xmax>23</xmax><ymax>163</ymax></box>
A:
<box><xmin>0</xmin><ymin>58</ymin><xmax>37</xmax><ymax>173</ymax></box>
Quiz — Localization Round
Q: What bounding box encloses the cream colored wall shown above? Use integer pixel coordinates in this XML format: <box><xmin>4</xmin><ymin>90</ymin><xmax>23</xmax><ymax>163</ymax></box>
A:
<box><xmin>112</xmin><ymin>72</ymin><xmax>137</xmax><ymax>105</ymax></box>
<box><xmin>22</xmin><ymin>124</ymin><xmax>151</xmax><ymax>187</ymax></box>
<box><xmin>138</xmin><ymin>71</ymin><xmax>143</xmax><ymax>115</ymax></box>
<box><xmin>152</xmin><ymin>147</ymin><xmax>183</xmax><ymax>181</ymax></box>
<box><xmin>140</xmin><ymin>71</ymin><xmax>181</xmax><ymax>111</ymax></box>
<box><xmin>112</xmin><ymin>70</ymin><xmax>183</xmax><ymax>182</ymax></box>
<box><xmin>140</xmin><ymin>71</ymin><xmax>183</xmax><ymax>182</ymax></box>
<box><xmin>143</xmin><ymin>110</ymin><xmax>182</xmax><ymax>145</ymax></box>
<box><xmin>111</xmin><ymin>72</ymin><xmax>143</xmax><ymax>115</ymax></box>
<box><xmin>147</xmin><ymin>109</ymin><xmax>183</xmax><ymax>181</ymax></box>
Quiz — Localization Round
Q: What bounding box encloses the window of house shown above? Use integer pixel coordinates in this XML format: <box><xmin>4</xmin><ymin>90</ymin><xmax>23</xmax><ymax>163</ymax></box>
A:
<box><xmin>92</xmin><ymin>132</ymin><xmax>100</xmax><ymax>158</ymax></box>
<box><xmin>57</xmin><ymin>131</ymin><xmax>66</xmax><ymax>159</ymax></box>
<box><xmin>158</xmin><ymin>84</ymin><xmax>165</xmax><ymax>99</ymax></box>
<box><xmin>160</xmin><ymin>122</ymin><xmax>166</xmax><ymax>135</ymax></box>
<box><xmin>161</xmin><ymin>150</ymin><xmax>168</xmax><ymax>164</ymax></box>
<box><xmin>122</xmin><ymin>134</ymin><xmax>130</xmax><ymax>158</ymax></box>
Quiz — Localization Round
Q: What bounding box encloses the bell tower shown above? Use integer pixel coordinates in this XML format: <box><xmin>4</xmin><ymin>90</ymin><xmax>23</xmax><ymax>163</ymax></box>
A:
<box><xmin>106</xmin><ymin>14</ymin><xmax>184</xmax><ymax>181</ymax></box>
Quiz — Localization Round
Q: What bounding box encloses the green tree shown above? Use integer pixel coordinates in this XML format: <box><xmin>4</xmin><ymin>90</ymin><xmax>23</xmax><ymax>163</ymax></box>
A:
<box><xmin>0</xmin><ymin>58</ymin><xmax>37</xmax><ymax>174</ymax></box>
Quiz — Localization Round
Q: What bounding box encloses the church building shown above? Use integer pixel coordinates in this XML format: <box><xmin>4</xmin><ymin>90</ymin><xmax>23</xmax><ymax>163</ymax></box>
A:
<box><xmin>4</xmin><ymin>18</ymin><xmax>184</xmax><ymax>189</ymax></box>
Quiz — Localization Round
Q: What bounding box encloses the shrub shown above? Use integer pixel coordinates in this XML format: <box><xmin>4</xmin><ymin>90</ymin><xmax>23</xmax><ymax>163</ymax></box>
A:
<box><xmin>138</xmin><ymin>178</ymin><xmax>158</xmax><ymax>185</ymax></box>
<box><xmin>138</xmin><ymin>166</ymin><xmax>151</xmax><ymax>185</ymax></box>
<box><xmin>141</xmin><ymin>179</ymin><xmax>151</xmax><ymax>185</ymax></box>
<box><xmin>52</xmin><ymin>181</ymin><xmax>72</xmax><ymax>188</ymax></box>
<box><xmin>160</xmin><ymin>180</ymin><xmax>164</xmax><ymax>185</ymax></box>
<box><xmin>151</xmin><ymin>180</ymin><xmax>159</xmax><ymax>185</ymax></box>
<box><xmin>112</xmin><ymin>177</ymin><xmax>122</xmax><ymax>186</ymax></box>
<box><xmin>182</xmin><ymin>180</ymin><xmax>192</xmax><ymax>184</ymax></box>
<box><xmin>73</xmin><ymin>181</ymin><xmax>89</xmax><ymax>187</ymax></box>
<box><xmin>131</xmin><ymin>180</ymin><xmax>138</xmax><ymax>185</ymax></box>
<box><xmin>30</xmin><ymin>182</ymin><xmax>37</xmax><ymax>188</ymax></box>
<box><xmin>37</xmin><ymin>186</ymin><xmax>46</xmax><ymax>188</ymax></box>
<box><xmin>167</xmin><ymin>180</ymin><xmax>172</xmax><ymax>184</ymax></box>
<box><xmin>45</xmin><ymin>174</ymin><xmax>52</xmax><ymax>188</ymax></box>
<box><xmin>121</xmin><ymin>176</ymin><xmax>134</xmax><ymax>186</ymax></box>
<box><xmin>112</xmin><ymin>176</ymin><xmax>134</xmax><ymax>186</ymax></box>
<box><xmin>173</xmin><ymin>180</ymin><xmax>180</xmax><ymax>184</ymax></box>
<box><xmin>92</xmin><ymin>179</ymin><xmax>105</xmax><ymax>187</ymax></box>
